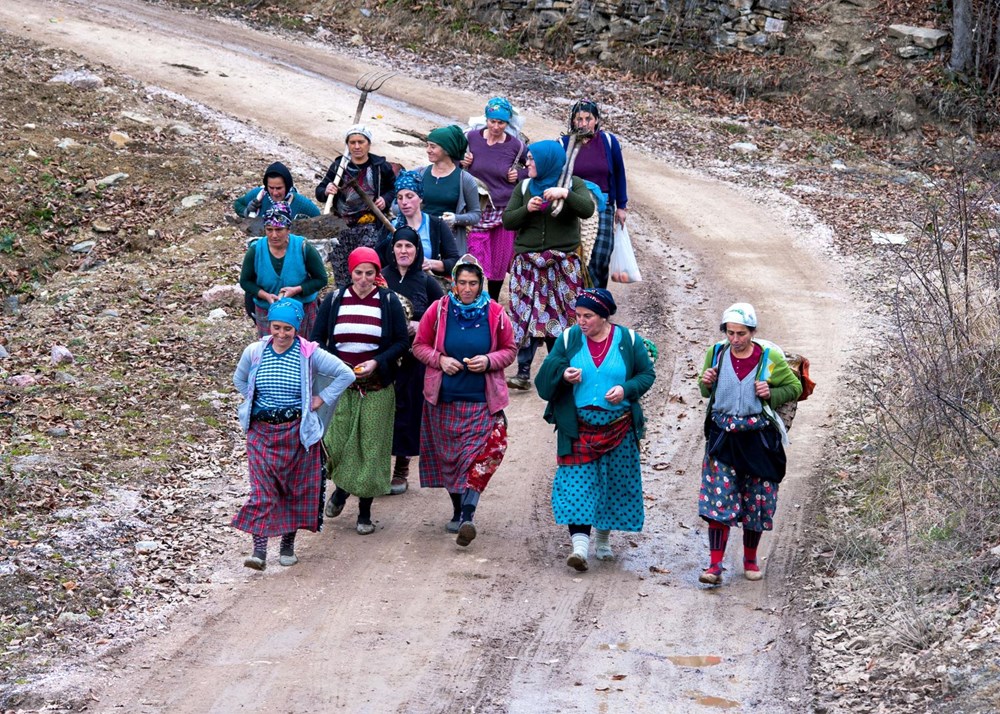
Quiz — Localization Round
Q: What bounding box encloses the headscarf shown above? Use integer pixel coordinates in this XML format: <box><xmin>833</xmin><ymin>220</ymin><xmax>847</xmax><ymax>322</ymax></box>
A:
<box><xmin>484</xmin><ymin>97</ymin><xmax>513</xmax><ymax>123</ymax></box>
<box><xmin>262</xmin><ymin>161</ymin><xmax>294</xmax><ymax>193</ymax></box>
<box><xmin>576</xmin><ymin>288</ymin><xmax>617</xmax><ymax>319</ymax></box>
<box><xmin>526</xmin><ymin>140</ymin><xmax>566</xmax><ymax>197</ymax></box>
<box><xmin>263</xmin><ymin>203</ymin><xmax>292</xmax><ymax>228</ymax></box>
<box><xmin>427</xmin><ymin>125</ymin><xmax>469</xmax><ymax>162</ymax></box>
<box><xmin>720</xmin><ymin>302</ymin><xmax>757</xmax><ymax>330</ymax></box>
<box><xmin>569</xmin><ymin>99</ymin><xmax>601</xmax><ymax>132</ymax></box>
<box><xmin>268</xmin><ymin>298</ymin><xmax>303</xmax><ymax>330</ymax></box>
<box><xmin>345</xmin><ymin>124</ymin><xmax>373</xmax><ymax>143</ymax></box>
<box><xmin>394</xmin><ymin>169</ymin><xmax>423</xmax><ymax>198</ymax></box>
<box><xmin>348</xmin><ymin>246</ymin><xmax>382</xmax><ymax>274</ymax></box>
<box><xmin>448</xmin><ymin>253</ymin><xmax>489</xmax><ymax>328</ymax></box>
<box><xmin>387</xmin><ymin>226</ymin><xmax>425</xmax><ymax>271</ymax></box>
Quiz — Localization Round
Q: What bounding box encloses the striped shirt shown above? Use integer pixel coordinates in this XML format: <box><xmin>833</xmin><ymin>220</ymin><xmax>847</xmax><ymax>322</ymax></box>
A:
<box><xmin>334</xmin><ymin>288</ymin><xmax>382</xmax><ymax>367</ymax></box>
<box><xmin>252</xmin><ymin>340</ymin><xmax>301</xmax><ymax>413</ymax></box>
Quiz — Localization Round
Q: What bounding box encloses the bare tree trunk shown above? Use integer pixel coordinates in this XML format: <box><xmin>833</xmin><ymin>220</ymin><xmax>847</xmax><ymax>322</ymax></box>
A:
<box><xmin>950</xmin><ymin>0</ymin><xmax>974</xmax><ymax>75</ymax></box>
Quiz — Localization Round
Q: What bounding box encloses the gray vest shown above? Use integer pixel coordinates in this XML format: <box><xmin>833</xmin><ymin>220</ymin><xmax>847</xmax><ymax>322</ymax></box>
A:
<box><xmin>713</xmin><ymin>352</ymin><xmax>762</xmax><ymax>417</ymax></box>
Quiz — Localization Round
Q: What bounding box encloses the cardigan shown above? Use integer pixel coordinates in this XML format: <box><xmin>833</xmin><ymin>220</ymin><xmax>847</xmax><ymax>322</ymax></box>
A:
<box><xmin>503</xmin><ymin>175</ymin><xmax>596</xmax><ymax>254</ymax></box>
<box><xmin>559</xmin><ymin>130</ymin><xmax>628</xmax><ymax>211</ymax></box>
<box><xmin>412</xmin><ymin>297</ymin><xmax>516</xmax><ymax>415</ymax></box>
<box><xmin>535</xmin><ymin>324</ymin><xmax>655</xmax><ymax>457</ymax></box>
<box><xmin>311</xmin><ymin>286</ymin><xmax>409</xmax><ymax>386</ymax></box>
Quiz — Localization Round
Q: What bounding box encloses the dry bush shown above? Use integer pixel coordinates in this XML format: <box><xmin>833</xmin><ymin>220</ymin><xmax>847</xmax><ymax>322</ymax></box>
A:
<box><xmin>849</xmin><ymin>153</ymin><xmax>1000</xmax><ymax>588</ymax></box>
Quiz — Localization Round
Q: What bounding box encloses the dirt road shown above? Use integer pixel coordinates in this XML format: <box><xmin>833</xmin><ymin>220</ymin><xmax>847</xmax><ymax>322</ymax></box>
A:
<box><xmin>4</xmin><ymin>1</ymin><xmax>856</xmax><ymax>711</ymax></box>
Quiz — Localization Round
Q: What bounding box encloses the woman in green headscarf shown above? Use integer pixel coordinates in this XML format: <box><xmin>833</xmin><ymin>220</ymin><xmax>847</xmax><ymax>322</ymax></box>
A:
<box><xmin>418</xmin><ymin>124</ymin><xmax>482</xmax><ymax>255</ymax></box>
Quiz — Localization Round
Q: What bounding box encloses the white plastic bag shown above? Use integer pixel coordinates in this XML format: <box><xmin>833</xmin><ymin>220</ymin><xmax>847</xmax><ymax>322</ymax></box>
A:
<box><xmin>609</xmin><ymin>222</ymin><xmax>642</xmax><ymax>283</ymax></box>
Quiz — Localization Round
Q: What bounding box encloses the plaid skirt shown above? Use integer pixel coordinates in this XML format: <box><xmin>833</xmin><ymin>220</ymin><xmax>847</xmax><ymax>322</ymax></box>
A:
<box><xmin>468</xmin><ymin>210</ymin><xmax>516</xmax><ymax>282</ymax></box>
<box><xmin>232</xmin><ymin>420</ymin><xmax>324</xmax><ymax>536</ymax></box>
<box><xmin>587</xmin><ymin>204</ymin><xmax>615</xmax><ymax>289</ymax></box>
<box><xmin>419</xmin><ymin>401</ymin><xmax>507</xmax><ymax>493</ymax></box>
<box><xmin>254</xmin><ymin>299</ymin><xmax>318</xmax><ymax>339</ymax></box>
<box><xmin>508</xmin><ymin>250</ymin><xmax>583</xmax><ymax>349</ymax></box>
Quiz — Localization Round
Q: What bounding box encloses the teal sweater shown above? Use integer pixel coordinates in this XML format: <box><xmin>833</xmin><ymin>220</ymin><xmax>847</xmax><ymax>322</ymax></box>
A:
<box><xmin>535</xmin><ymin>325</ymin><xmax>656</xmax><ymax>457</ymax></box>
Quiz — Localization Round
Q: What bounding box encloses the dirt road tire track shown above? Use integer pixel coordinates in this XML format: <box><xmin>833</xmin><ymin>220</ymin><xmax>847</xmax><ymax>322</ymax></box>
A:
<box><xmin>3</xmin><ymin>1</ymin><xmax>857</xmax><ymax>711</ymax></box>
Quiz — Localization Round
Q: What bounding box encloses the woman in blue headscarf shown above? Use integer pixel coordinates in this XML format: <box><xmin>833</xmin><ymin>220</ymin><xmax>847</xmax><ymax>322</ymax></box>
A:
<box><xmin>379</xmin><ymin>169</ymin><xmax>459</xmax><ymax>282</ymax></box>
<box><xmin>501</xmin><ymin>140</ymin><xmax>595</xmax><ymax>390</ymax></box>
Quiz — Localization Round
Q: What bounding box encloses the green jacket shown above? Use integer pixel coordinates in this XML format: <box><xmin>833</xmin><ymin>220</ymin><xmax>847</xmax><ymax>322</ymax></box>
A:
<box><xmin>503</xmin><ymin>176</ymin><xmax>596</xmax><ymax>254</ymax></box>
<box><xmin>698</xmin><ymin>338</ymin><xmax>802</xmax><ymax>433</ymax></box>
<box><xmin>535</xmin><ymin>325</ymin><xmax>656</xmax><ymax>457</ymax></box>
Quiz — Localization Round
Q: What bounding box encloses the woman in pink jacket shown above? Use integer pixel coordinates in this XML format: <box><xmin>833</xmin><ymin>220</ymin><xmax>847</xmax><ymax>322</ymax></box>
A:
<box><xmin>412</xmin><ymin>254</ymin><xmax>517</xmax><ymax>547</ymax></box>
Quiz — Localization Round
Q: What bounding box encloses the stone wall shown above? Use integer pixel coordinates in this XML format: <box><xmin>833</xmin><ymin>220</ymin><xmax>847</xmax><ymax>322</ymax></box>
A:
<box><xmin>489</xmin><ymin>0</ymin><xmax>792</xmax><ymax>57</ymax></box>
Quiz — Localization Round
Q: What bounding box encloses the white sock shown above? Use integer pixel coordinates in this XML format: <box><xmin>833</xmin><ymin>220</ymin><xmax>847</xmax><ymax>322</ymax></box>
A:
<box><xmin>571</xmin><ymin>533</ymin><xmax>590</xmax><ymax>558</ymax></box>
<box><xmin>594</xmin><ymin>529</ymin><xmax>612</xmax><ymax>559</ymax></box>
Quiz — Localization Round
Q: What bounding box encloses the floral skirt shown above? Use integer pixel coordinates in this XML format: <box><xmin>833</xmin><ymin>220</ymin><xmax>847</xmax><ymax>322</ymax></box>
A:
<box><xmin>508</xmin><ymin>250</ymin><xmax>583</xmax><ymax>349</ymax></box>
<box><xmin>699</xmin><ymin>413</ymin><xmax>780</xmax><ymax>530</ymax></box>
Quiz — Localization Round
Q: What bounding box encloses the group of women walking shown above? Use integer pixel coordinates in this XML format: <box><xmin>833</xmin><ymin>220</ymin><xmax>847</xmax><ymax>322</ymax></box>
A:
<box><xmin>230</xmin><ymin>94</ymin><xmax>802</xmax><ymax>586</ymax></box>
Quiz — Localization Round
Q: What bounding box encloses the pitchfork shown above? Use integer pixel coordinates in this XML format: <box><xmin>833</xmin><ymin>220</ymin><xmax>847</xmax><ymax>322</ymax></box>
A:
<box><xmin>550</xmin><ymin>128</ymin><xmax>593</xmax><ymax>217</ymax></box>
<box><xmin>323</xmin><ymin>70</ymin><xmax>397</xmax><ymax>214</ymax></box>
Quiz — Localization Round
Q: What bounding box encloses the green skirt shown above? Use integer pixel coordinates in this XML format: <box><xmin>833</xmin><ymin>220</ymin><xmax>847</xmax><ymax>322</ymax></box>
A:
<box><xmin>324</xmin><ymin>387</ymin><xmax>395</xmax><ymax>498</ymax></box>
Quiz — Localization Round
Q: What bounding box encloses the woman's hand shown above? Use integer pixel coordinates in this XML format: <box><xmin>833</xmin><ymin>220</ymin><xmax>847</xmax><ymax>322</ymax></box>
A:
<box><xmin>422</xmin><ymin>258</ymin><xmax>444</xmax><ymax>274</ymax></box>
<box><xmin>441</xmin><ymin>212</ymin><xmax>456</xmax><ymax>226</ymax></box>
<box><xmin>464</xmin><ymin>355</ymin><xmax>489</xmax><ymax>373</ymax></box>
<box><xmin>310</xmin><ymin>395</ymin><xmax>325</xmax><ymax>411</ymax></box>
<box><xmin>355</xmin><ymin>360</ymin><xmax>377</xmax><ymax>378</ymax></box>
<box><xmin>439</xmin><ymin>355</ymin><xmax>463</xmax><ymax>375</ymax></box>
<box><xmin>605</xmin><ymin>385</ymin><xmax>625</xmax><ymax>405</ymax></box>
<box><xmin>701</xmin><ymin>367</ymin><xmax>718</xmax><ymax>387</ymax></box>
<box><xmin>542</xmin><ymin>187</ymin><xmax>570</xmax><ymax>201</ymax></box>
<box><xmin>407</xmin><ymin>320</ymin><xmax>419</xmax><ymax>337</ymax></box>
<box><xmin>374</xmin><ymin>196</ymin><xmax>386</xmax><ymax>210</ymax></box>
<box><xmin>527</xmin><ymin>196</ymin><xmax>548</xmax><ymax>213</ymax></box>
<box><xmin>754</xmin><ymin>380</ymin><xmax>771</xmax><ymax>400</ymax></box>
<box><xmin>277</xmin><ymin>286</ymin><xmax>302</xmax><ymax>298</ymax></box>
<box><xmin>324</xmin><ymin>184</ymin><xmax>339</xmax><ymax>197</ymax></box>
<box><xmin>615</xmin><ymin>207</ymin><xmax>627</xmax><ymax>226</ymax></box>
<box><xmin>506</xmin><ymin>167</ymin><xmax>518</xmax><ymax>183</ymax></box>
<box><xmin>259</xmin><ymin>290</ymin><xmax>280</xmax><ymax>305</ymax></box>
<box><xmin>563</xmin><ymin>366</ymin><xmax>582</xmax><ymax>384</ymax></box>
<box><xmin>460</xmin><ymin>152</ymin><xmax>474</xmax><ymax>169</ymax></box>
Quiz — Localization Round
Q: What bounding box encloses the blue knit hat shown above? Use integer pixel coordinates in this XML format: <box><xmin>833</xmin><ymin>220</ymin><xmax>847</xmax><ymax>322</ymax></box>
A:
<box><xmin>268</xmin><ymin>298</ymin><xmax>303</xmax><ymax>330</ymax></box>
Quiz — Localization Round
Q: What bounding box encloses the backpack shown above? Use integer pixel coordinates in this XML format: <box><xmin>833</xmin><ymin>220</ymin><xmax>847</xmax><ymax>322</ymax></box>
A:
<box><xmin>710</xmin><ymin>342</ymin><xmax>814</xmax><ymax>431</ymax></box>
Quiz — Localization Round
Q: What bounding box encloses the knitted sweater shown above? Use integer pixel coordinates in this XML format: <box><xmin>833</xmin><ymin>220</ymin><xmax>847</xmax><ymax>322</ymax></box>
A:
<box><xmin>503</xmin><ymin>176</ymin><xmax>596</xmax><ymax>254</ymax></box>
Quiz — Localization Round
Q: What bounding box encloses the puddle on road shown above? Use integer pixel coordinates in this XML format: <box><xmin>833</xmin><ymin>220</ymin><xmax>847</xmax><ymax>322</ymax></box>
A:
<box><xmin>597</xmin><ymin>642</ymin><xmax>631</xmax><ymax>651</ymax></box>
<box><xmin>667</xmin><ymin>654</ymin><xmax>722</xmax><ymax>667</ymax></box>
<box><xmin>684</xmin><ymin>690</ymin><xmax>741</xmax><ymax>709</ymax></box>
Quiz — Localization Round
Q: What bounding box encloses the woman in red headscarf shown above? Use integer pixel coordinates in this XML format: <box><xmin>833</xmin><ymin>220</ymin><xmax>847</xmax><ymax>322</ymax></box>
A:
<box><xmin>311</xmin><ymin>247</ymin><xmax>409</xmax><ymax>534</ymax></box>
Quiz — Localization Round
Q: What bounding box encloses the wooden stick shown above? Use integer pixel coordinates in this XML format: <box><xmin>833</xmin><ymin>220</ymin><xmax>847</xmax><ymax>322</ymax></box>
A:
<box><xmin>343</xmin><ymin>177</ymin><xmax>395</xmax><ymax>234</ymax></box>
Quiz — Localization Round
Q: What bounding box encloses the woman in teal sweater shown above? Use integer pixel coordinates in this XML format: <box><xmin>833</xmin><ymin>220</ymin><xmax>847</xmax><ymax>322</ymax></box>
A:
<box><xmin>697</xmin><ymin>302</ymin><xmax>801</xmax><ymax>586</ymax></box>
<box><xmin>535</xmin><ymin>289</ymin><xmax>655</xmax><ymax>572</ymax></box>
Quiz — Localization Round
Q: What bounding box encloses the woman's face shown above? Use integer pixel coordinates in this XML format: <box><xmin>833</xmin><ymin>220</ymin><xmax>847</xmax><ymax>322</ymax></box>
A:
<box><xmin>575</xmin><ymin>307</ymin><xmax>607</xmax><ymax>337</ymax></box>
<box><xmin>453</xmin><ymin>269</ymin><xmax>482</xmax><ymax>305</ymax></box>
<box><xmin>526</xmin><ymin>153</ymin><xmax>537</xmax><ymax>178</ymax></box>
<box><xmin>347</xmin><ymin>134</ymin><xmax>371</xmax><ymax>163</ymax></box>
<box><xmin>393</xmin><ymin>239</ymin><xmax>417</xmax><ymax>269</ymax></box>
<box><xmin>573</xmin><ymin>110</ymin><xmax>598</xmax><ymax>133</ymax></box>
<box><xmin>351</xmin><ymin>263</ymin><xmax>378</xmax><ymax>295</ymax></box>
<box><xmin>269</xmin><ymin>321</ymin><xmax>296</xmax><ymax>350</ymax></box>
<box><xmin>485</xmin><ymin>118</ymin><xmax>508</xmax><ymax>140</ymax></box>
<box><xmin>725</xmin><ymin>323</ymin><xmax>754</xmax><ymax>353</ymax></box>
<box><xmin>426</xmin><ymin>141</ymin><xmax>445</xmax><ymax>163</ymax></box>
<box><xmin>396</xmin><ymin>189</ymin><xmax>422</xmax><ymax>218</ymax></box>
<box><xmin>265</xmin><ymin>225</ymin><xmax>290</xmax><ymax>251</ymax></box>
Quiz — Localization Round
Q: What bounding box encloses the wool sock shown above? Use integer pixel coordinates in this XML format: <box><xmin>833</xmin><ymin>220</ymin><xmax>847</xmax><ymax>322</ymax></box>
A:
<box><xmin>708</xmin><ymin>521</ymin><xmax>730</xmax><ymax>567</ymax></box>
<box><xmin>460</xmin><ymin>489</ymin><xmax>481</xmax><ymax>523</ymax></box>
<box><xmin>594</xmin><ymin>529</ymin><xmax>612</xmax><ymax>559</ymax></box>
<box><xmin>393</xmin><ymin>456</ymin><xmax>410</xmax><ymax>479</ymax></box>
<box><xmin>743</xmin><ymin>528</ymin><xmax>762</xmax><ymax>565</ymax></box>
<box><xmin>332</xmin><ymin>487</ymin><xmax>349</xmax><ymax>507</ymax></box>
<box><xmin>571</xmin><ymin>533</ymin><xmax>590</xmax><ymax>558</ymax></box>
<box><xmin>449</xmin><ymin>492</ymin><xmax>462</xmax><ymax>522</ymax></box>
<box><xmin>358</xmin><ymin>497</ymin><xmax>373</xmax><ymax>524</ymax></box>
<box><xmin>251</xmin><ymin>534</ymin><xmax>268</xmax><ymax>558</ymax></box>
<box><xmin>279</xmin><ymin>532</ymin><xmax>296</xmax><ymax>555</ymax></box>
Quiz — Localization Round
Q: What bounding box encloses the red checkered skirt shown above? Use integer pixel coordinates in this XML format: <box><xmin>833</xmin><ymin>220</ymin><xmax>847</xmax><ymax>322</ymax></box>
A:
<box><xmin>232</xmin><ymin>420</ymin><xmax>323</xmax><ymax>536</ymax></box>
<box><xmin>419</xmin><ymin>402</ymin><xmax>507</xmax><ymax>493</ymax></box>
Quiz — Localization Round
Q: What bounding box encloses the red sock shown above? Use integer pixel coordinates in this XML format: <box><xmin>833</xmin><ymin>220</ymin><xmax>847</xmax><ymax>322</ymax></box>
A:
<box><xmin>708</xmin><ymin>521</ymin><xmax>730</xmax><ymax>567</ymax></box>
<box><xmin>743</xmin><ymin>529</ymin><xmax>762</xmax><ymax>565</ymax></box>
